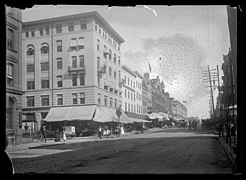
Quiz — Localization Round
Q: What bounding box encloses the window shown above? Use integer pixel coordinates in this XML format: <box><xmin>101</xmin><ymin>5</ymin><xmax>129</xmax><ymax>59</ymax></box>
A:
<box><xmin>95</xmin><ymin>24</ymin><xmax>98</xmax><ymax>31</ymax></box>
<box><xmin>114</xmin><ymin>71</ymin><xmax>116</xmax><ymax>79</ymax></box>
<box><xmin>110</xmin><ymin>97</ymin><xmax>113</xmax><ymax>107</ymax></box>
<box><xmin>134</xmin><ymin>105</ymin><xmax>136</xmax><ymax>113</ymax></box>
<box><xmin>131</xmin><ymin>92</ymin><xmax>133</xmax><ymax>100</ymax></box>
<box><xmin>72</xmin><ymin>56</ymin><xmax>77</xmax><ymax>68</ymax></box>
<box><xmin>72</xmin><ymin>93</ymin><xmax>77</xmax><ymax>104</ymax></box>
<box><xmin>98</xmin><ymin>93</ymin><xmax>101</xmax><ymax>105</ymax></box>
<box><xmin>128</xmin><ymin>104</ymin><xmax>130</xmax><ymax>112</ymax></box>
<box><xmin>68</xmin><ymin>22</ymin><xmax>74</xmax><ymax>32</ymax></box>
<box><xmin>27</xmin><ymin>47</ymin><xmax>34</xmax><ymax>56</ymax></box>
<box><xmin>56</xmin><ymin>40</ymin><xmax>62</xmax><ymax>52</ymax></box>
<box><xmin>56</xmin><ymin>24</ymin><xmax>62</xmax><ymax>33</ymax></box>
<box><xmin>97</xmin><ymin>57</ymin><xmax>100</xmax><ymax>68</ymax></box>
<box><xmin>27</xmin><ymin>80</ymin><xmax>35</xmax><ymax>90</ymax></box>
<box><xmin>125</xmin><ymin>89</ymin><xmax>127</xmax><ymax>98</ymax></box>
<box><xmin>78</xmin><ymin>37</ymin><xmax>84</xmax><ymax>50</ymax></box>
<box><xmin>7</xmin><ymin>28</ymin><xmax>14</xmax><ymax>49</ymax></box>
<box><xmin>99</xmin><ymin>28</ymin><xmax>101</xmax><ymax>34</ymax></box>
<box><xmin>128</xmin><ymin>92</ymin><xmax>130</xmax><ymax>99</ymax></box>
<box><xmin>97</xmin><ymin>39</ymin><xmax>100</xmax><ymax>51</ymax></box>
<box><xmin>131</xmin><ymin>80</ymin><xmax>132</xmax><ymax>87</ymax></box>
<box><xmin>7</xmin><ymin>63</ymin><xmax>14</xmax><ymax>86</ymax></box>
<box><xmin>115</xmin><ymin>99</ymin><xmax>117</xmax><ymax>108</ymax></box>
<box><xmin>31</xmin><ymin>28</ymin><xmax>35</xmax><ymax>37</ymax></box>
<box><xmin>57</xmin><ymin>94</ymin><xmax>63</xmax><ymax>105</ymax></box>
<box><xmin>131</xmin><ymin>104</ymin><xmax>133</xmax><ymax>112</ymax></box>
<box><xmin>118</xmin><ymin>71</ymin><xmax>121</xmax><ymax>81</ymax></box>
<box><xmin>80</xmin><ymin>22</ymin><xmax>87</xmax><ymax>30</ymax></box>
<box><xmin>114</xmin><ymin>54</ymin><xmax>116</xmax><ymax>64</ymax></box>
<box><xmin>104</xmin><ymin>96</ymin><xmax>107</xmax><ymax>106</ymax></box>
<box><xmin>45</xmin><ymin>26</ymin><xmax>49</xmax><ymax>35</ymax></box>
<box><xmin>125</xmin><ymin>103</ymin><xmax>127</xmax><ymax>111</ymax></box>
<box><xmin>134</xmin><ymin>94</ymin><xmax>135</xmax><ymax>101</ymax></box>
<box><xmin>109</xmin><ymin>67</ymin><xmax>112</xmax><ymax>76</ymax></box>
<box><xmin>57</xmin><ymin>76</ymin><xmax>62</xmax><ymax>87</ymax></box>
<box><xmin>72</xmin><ymin>74</ymin><xmax>77</xmax><ymax>86</ymax></box>
<box><xmin>80</xmin><ymin>93</ymin><xmax>85</xmax><ymax>104</ymax></box>
<box><xmin>41</xmin><ymin>95</ymin><xmax>49</xmax><ymax>106</ymax></box>
<box><xmin>41</xmin><ymin>44</ymin><xmax>49</xmax><ymax>54</ymax></box>
<box><xmin>41</xmin><ymin>79</ymin><xmax>49</xmax><ymax>89</ymax></box>
<box><xmin>27</xmin><ymin>96</ymin><xmax>35</xmax><ymax>107</ymax></box>
<box><xmin>109</xmin><ymin>50</ymin><xmax>112</xmax><ymax>60</ymax></box>
<box><xmin>25</xmin><ymin>31</ymin><xmax>29</xmax><ymax>38</ymax></box>
<box><xmin>39</xmin><ymin>27</ymin><xmax>43</xmax><ymax>36</ymax></box>
<box><xmin>79</xmin><ymin>73</ymin><xmax>85</xmax><ymax>86</ymax></box>
<box><xmin>70</xmin><ymin>38</ymin><xmax>77</xmax><ymax>50</ymax></box>
<box><xmin>41</xmin><ymin>62</ymin><xmax>49</xmax><ymax>71</ymax></box>
<box><xmin>133</xmin><ymin>81</ymin><xmax>135</xmax><ymax>88</ymax></box>
<box><xmin>27</xmin><ymin>64</ymin><xmax>34</xmax><ymax>73</ymax></box>
<box><xmin>128</xmin><ymin>78</ymin><xmax>129</xmax><ymax>85</ymax></box>
<box><xmin>79</xmin><ymin>55</ymin><xmax>84</xmax><ymax>67</ymax></box>
<box><xmin>57</xmin><ymin>58</ymin><xmax>62</xmax><ymax>69</ymax></box>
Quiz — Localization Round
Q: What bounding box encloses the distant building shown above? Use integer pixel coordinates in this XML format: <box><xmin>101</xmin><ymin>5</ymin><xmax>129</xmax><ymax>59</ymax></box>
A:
<box><xmin>21</xmin><ymin>11</ymin><xmax>124</xmax><ymax>133</ymax></box>
<box><xmin>121</xmin><ymin>65</ymin><xmax>144</xmax><ymax>119</ymax></box>
<box><xmin>172</xmin><ymin>100</ymin><xmax>187</xmax><ymax>119</ymax></box>
<box><xmin>6</xmin><ymin>6</ymin><xmax>24</xmax><ymax>146</ymax></box>
<box><xmin>142</xmin><ymin>73</ymin><xmax>152</xmax><ymax>114</ymax></box>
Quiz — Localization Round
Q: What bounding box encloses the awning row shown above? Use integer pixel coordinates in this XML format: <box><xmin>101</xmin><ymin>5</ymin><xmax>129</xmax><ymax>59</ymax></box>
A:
<box><xmin>146</xmin><ymin>112</ymin><xmax>169</xmax><ymax>120</ymax></box>
<box><xmin>44</xmin><ymin>105</ymin><xmax>134</xmax><ymax>124</ymax></box>
<box><xmin>130</xmin><ymin>118</ymin><xmax>151</xmax><ymax>123</ymax></box>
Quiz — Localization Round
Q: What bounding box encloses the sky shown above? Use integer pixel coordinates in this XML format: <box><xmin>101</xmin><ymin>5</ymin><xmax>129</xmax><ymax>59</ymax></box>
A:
<box><xmin>22</xmin><ymin>5</ymin><xmax>231</xmax><ymax>119</ymax></box>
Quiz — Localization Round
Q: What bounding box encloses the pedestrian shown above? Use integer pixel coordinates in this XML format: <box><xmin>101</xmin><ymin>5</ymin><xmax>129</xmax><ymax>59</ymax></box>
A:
<box><xmin>98</xmin><ymin>126</ymin><xmax>103</xmax><ymax>139</ymax></box>
<box><xmin>62</xmin><ymin>131</ymin><xmax>67</xmax><ymax>142</ymax></box>
<box><xmin>55</xmin><ymin>129</ymin><xmax>60</xmax><ymax>142</ymax></box>
<box><xmin>42</xmin><ymin>126</ymin><xmax>47</xmax><ymax>143</ymax></box>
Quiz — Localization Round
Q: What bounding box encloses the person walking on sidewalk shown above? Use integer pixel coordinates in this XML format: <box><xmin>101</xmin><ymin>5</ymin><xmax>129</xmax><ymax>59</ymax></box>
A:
<box><xmin>98</xmin><ymin>126</ymin><xmax>103</xmax><ymax>139</ymax></box>
<box><xmin>62</xmin><ymin>131</ymin><xmax>67</xmax><ymax>142</ymax></box>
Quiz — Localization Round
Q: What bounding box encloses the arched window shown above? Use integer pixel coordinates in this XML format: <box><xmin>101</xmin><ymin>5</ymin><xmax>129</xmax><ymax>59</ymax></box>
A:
<box><xmin>40</xmin><ymin>43</ymin><xmax>49</xmax><ymax>54</ymax></box>
<box><xmin>26</xmin><ymin>45</ymin><xmax>34</xmax><ymax>56</ymax></box>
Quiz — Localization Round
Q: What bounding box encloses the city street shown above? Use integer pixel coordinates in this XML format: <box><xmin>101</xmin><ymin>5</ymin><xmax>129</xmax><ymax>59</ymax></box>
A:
<box><xmin>10</xmin><ymin>128</ymin><xmax>233</xmax><ymax>174</ymax></box>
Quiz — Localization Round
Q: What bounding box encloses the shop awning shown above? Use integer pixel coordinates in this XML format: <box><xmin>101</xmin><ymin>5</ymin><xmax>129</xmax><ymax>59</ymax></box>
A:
<box><xmin>44</xmin><ymin>105</ymin><xmax>97</xmax><ymax>122</ymax></box>
<box><xmin>130</xmin><ymin>118</ymin><xmax>151</xmax><ymax>123</ymax></box>
<box><xmin>103</xmin><ymin>107</ymin><xmax>133</xmax><ymax>124</ymax></box>
<box><xmin>146</xmin><ymin>113</ymin><xmax>164</xmax><ymax>120</ymax></box>
<box><xmin>159</xmin><ymin>112</ymin><xmax>170</xmax><ymax>120</ymax></box>
<box><xmin>93</xmin><ymin>106</ymin><xmax>116</xmax><ymax>123</ymax></box>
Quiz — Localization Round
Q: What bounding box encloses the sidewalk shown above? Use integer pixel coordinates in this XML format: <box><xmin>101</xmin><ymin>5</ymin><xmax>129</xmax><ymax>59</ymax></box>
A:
<box><xmin>217</xmin><ymin>137</ymin><xmax>236</xmax><ymax>166</ymax></box>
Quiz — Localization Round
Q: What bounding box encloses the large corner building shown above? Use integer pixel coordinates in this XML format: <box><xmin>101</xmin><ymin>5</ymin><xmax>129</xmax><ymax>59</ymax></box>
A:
<box><xmin>21</xmin><ymin>11</ymin><xmax>124</xmax><ymax>133</ymax></box>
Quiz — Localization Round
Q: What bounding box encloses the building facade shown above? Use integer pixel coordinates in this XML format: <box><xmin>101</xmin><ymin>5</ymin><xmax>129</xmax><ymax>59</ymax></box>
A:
<box><xmin>142</xmin><ymin>73</ymin><xmax>152</xmax><ymax>114</ymax></box>
<box><xmin>121</xmin><ymin>65</ymin><xmax>143</xmax><ymax>115</ymax></box>
<box><xmin>21</xmin><ymin>11</ymin><xmax>124</xmax><ymax>133</ymax></box>
<box><xmin>6</xmin><ymin>6</ymin><xmax>24</xmax><ymax>145</ymax></box>
<box><xmin>172</xmin><ymin>100</ymin><xmax>187</xmax><ymax>119</ymax></box>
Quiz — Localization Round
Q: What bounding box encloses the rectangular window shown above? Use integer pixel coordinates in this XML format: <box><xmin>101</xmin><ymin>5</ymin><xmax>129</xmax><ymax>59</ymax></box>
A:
<box><xmin>27</xmin><ymin>80</ymin><xmax>35</xmax><ymax>90</ymax></box>
<box><xmin>72</xmin><ymin>74</ymin><xmax>77</xmax><ymax>86</ymax></box>
<box><xmin>80</xmin><ymin>22</ymin><xmax>87</xmax><ymax>30</ymax></box>
<box><xmin>98</xmin><ymin>93</ymin><xmax>101</xmax><ymax>105</ymax></box>
<box><xmin>41</xmin><ymin>80</ymin><xmax>49</xmax><ymax>89</ymax></box>
<box><xmin>7</xmin><ymin>28</ymin><xmax>14</xmax><ymax>49</ymax></box>
<box><xmin>97</xmin><ymin>39</ymin><xmax>100</xmax><ymax>51</ymax></box>
<box><xmin>114</xmin><ymin>71</ymin><xmax>116</xmax><ymax>79</ymax></box>
<box><xmin>72</xmin><ymin>56</ymin><xmax>77</xmax><ymax>68</ymax></box>
<box><xmin>68</xmin><ymin>22</ymin><xmax>74</xmax><ymax>32</ymax></box>
<box><xmin>80</xmin><ymin>93</ymin><xmax>85</xmax><ymax>104</ymax></box>
<box><xmin>97</xmin><ymin>57</ymin><xmax>100</xmax><ymax>68</ymax></box>
<box><xmin>41</xmin><ymin>62</ymin><xmax>49</xmax><ymax>71</ymax></box>
<box><xmin>109</xmin><ymin>67</ymin><xmax>112</xmax><ymax>76</ymax></box>
<box><xmin>128</xmin><ymin>104</ymin><xmax>130</xmax><ymax>112</ymax></box>
<box><xmin>45</xmin><ymin>26</ymin><xmax>49</xmax><ymax>35</ymax></box>
<box><xmin>39</xmin><ymin>27</ymin><xmax>43</xmax><ymax>36</ymax></box>
<box><xmin>79</xmin><ymin>73</ymin><xmax>85</xmax><ymax>86</ymax></box>
<box><xmin>115</xmin><ymin>99</ymin><xmax>117</xmax><ymax>108</ymax></box>
<box><xmin>57</xmin><ymin>76</ymin><xmax>62</xmax><ymax>87</ymax></box>
<box><xmin>7</xmin><ymin>63</ymin><xmax>14</xmax><ymax>86</ymax></box>
<box><xmin>110</xmin><ymin>97</ymin><xmax>113</xmax><ymax>107</ymax></box>
<box><xmin>95</xmin><ymin>25</ymin><xmax>98</xmax><ymax>31</ymax></box>
<box><xmin>57</xmin><ymin>94</ymin><xmax>63</xmax><ymax>105</ymax></box>
<box><xmin>128</xmin><ymin>78</ymin><xmax>129</xmax><ymax>85</ymax></box>
<box><xmin>25</xmin><ymin>31</ymin><xmax>29</xmax><ymax>38</ymax></box>
<box><xmin>72</xmin><ymin>93</ymin><xmax>77</xmax><ymax>104</ymax></box>
<box><xmin>79</xmin><ymin>55</ymin><xmax>84</xmax><ymax>67</ymax></box>
<box><xmin>125</xmin><ymin>103</ymin><xmax>127</xmax><ymax>111</ymax></box>
<box><xmin>78</xmin><ymin>37</ymin><xmax>84</xmax><ymax>50</ymax></box>
<box><xmin>128</xmin><ymin>92</ymin><xmax>130</xmax><ymax>99</ymax></box>
<box><xmin>41</xmin><ymin>95</ymin><xmax>49</xmax><ymax>106</ymax></box>
<box><xmin>131</xmin><ymin>80</ymin><xmax>132</xmax><ymax>87</ymax></box>
<box><xmin>27</xmin><ymin>64</ymin><xmax>34</xmax><ymax>73</ymax></box>
<box><xmin>57</xmin><ymin>58</ymin><xmax>62</xmax><ymax>69</ymax></box>
<box><xmin>118</xmin><ymin>71</ymin><xmax>121</xmax><ymax>82</ymax></box>
<box><xmin>125</xmin><ymin>89</ymin><xmax>127</xmax><ymax>98</ymax></box>
<box><xmin>31</xmin><ymin>28</ymin><xmax>35</xmax><ymax>37</ymax></box>
<box><xmin>27</xmin><ymin>96</ymin><xmax>35</xmax><ymax>107</ymax></box>
<box><xmin>56</xmin><ymin>40</ymin><xmax>62</xmax><ymax>52</ymax></box>
<box><xmin>56</xmin><ymin>24</ymin><xmax>62</xmax><ymax>33</ymax></box>
<box><xmin>104</xmin><ymin>96</ymin><xmax>107</xmax><ymax>106</ymax></box>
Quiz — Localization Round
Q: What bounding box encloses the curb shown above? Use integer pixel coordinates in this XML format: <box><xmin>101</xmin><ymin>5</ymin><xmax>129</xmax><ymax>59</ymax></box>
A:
<box><xmin>29</xmin><ymin>143</ymin><xmax>65</xmax><ymax>149</ymax></box>
<box><xmin>217</xmin><ymin>137</ymin><xmax>235</xmax><ymax>165</ymax></box>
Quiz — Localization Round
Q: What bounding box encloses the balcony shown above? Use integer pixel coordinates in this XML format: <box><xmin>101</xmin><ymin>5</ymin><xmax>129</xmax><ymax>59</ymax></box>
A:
<box><xmin>68</xmin><ymin>65</ymin><xmax>86</xmax><ymax>75</ymax></box>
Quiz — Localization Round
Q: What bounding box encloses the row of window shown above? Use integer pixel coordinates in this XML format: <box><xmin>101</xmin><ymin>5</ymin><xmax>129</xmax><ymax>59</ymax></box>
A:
<box><xmin>124</xmin><ymin>89</ymin><xmax>142</xmax><ymax>101</ymax></box>
<box><xmin>125</xmin><ymin>102</ymin><xmax>143</xmax><ymax>114</ymax></box>
<box><xmin>98</xmin><ymin>93</ymin><xmax>121</xmax><ymax>108</ymax></box>
<box><xmin>25</xmin><ymin>22</ymin><xmax>87</xmax><ymax>38</ymax></box>
<box><xmin>26</xmin><ymin>92</ymin><xmax>85</xmax><ymax>107</ymax></box>
<box><xmin>26</xmin><ymin>74</ymin><xmax>85</xmax><ymax>90</ymax></box>
<box><xmin>95</xmin><ymin>22</ymin><xmax>120</xmax><ymax>51</ymax></box>
<box><xmin>124</xmin><ymin>76</ymin><xmax>142</xmax><ymax>90</ymax></box>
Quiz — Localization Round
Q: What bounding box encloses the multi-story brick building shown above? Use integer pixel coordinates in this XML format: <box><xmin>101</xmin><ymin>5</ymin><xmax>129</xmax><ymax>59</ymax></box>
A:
<box><xmin>121</xmin><ymin>65</ymin><xmax>144</xmax><ymax>119</ymax></box>
<box><xmin>172</xmin><ymin>100</ymin><xmax>187</xmax><ymax>120</ymax></box>
<box><xmin>142</xmin><ymin>73</ymin><xmax>152</xmax><ymax>114</ymax></box>
<box><xmin>6</xmin><ymin>6</ymin><xmax>24</xmax><ymax>146</ymax></box>
<box><xmin>21</xmin><ymin>11</ymin><xmax>125</xmax><ymax>133</ymax></box>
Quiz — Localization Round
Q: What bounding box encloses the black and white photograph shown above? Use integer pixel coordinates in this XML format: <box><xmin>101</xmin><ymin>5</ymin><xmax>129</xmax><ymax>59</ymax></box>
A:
<box><xmin>5</xmin><ymin>5</ymin><xmax>241</xmax><ymax>175</ymax></box>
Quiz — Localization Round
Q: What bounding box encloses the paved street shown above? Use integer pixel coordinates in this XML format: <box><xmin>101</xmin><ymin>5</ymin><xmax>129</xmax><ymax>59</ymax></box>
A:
<box><xmin>9</xmin><ymin>128</ymin><xmax>232</xmax><ymax>174</ymax></box>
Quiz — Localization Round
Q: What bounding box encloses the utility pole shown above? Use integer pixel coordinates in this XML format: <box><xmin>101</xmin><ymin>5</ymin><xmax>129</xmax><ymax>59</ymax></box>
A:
<box><xmin>217</xmin><ymin>65</ymin><xmax>222</xmax><ymax>121</ymax></box>
<box><xmin>208</xmin><ymin>65</ymin><xmax>215</xmax><ymax>119</ymax></box>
